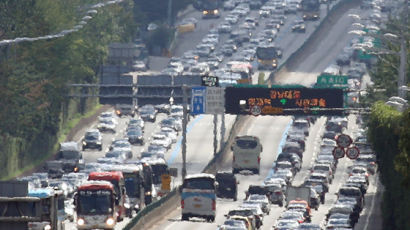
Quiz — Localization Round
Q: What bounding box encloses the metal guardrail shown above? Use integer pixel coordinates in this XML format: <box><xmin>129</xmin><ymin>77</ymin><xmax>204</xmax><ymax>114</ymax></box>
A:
<box><xmin>123</xmin><ymin>189</ymin><xmax>177</xmax><ymax>230</ymax></box>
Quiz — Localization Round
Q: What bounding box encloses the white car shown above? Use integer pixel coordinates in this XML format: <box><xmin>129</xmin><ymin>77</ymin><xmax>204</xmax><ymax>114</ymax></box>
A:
<box><xmin>97</xmin><ymin>118</ymin><xmax>116</xmax><ymax>133</ymax></box>
<box><xmin>246</xmin><ymin>194</ymin><xmax>271</xmax><ymax>214</ymax></box>
<box><xmin>160</xmin><ymin>127</ymin><xmax>178</xmax><ymax>143</ymax></box>
<box><xmin>170</xmin><ymin>105</ymin><xmax>183</xmax><ymax>118</ymax></box>
<box><xmin>150</xmin><ymin>134</ymin><xmax>172</xmax><ymax>149</ymax></box>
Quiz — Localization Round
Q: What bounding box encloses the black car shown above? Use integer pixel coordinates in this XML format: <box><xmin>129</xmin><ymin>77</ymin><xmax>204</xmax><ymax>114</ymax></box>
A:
<box><xmin>82</xmin><ymin>129</ymin><xmax>102</xmax><ymax>151</ymax></box>
<box><xmin>126</xmin><ymin>128</ymin><xmax>144</xmax><ymax>145</ymax></box>
<box><xmin>245</xmin><ymin>185</ymin><xmax>270</xmax><ymax>200</ymax></box>
<box><xmin>215</xmin><ymin>172</ymin><xmax>238</xmax><ymax>201</ymax></box>
<box><xmin>139</xmin><ymin>104</ymin><xmax>157</xmax><ymax>122</ymax></box>
<box><xmin>292</xmin><ymin>20</ymin><xmax>306</xmax><ymax>33</ymax></box>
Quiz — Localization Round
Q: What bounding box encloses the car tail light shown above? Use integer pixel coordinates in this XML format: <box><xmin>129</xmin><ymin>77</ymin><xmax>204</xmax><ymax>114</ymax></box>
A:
<box><xmin>275</xmin><ymin>191</ymin><xmax>282</xmax><ymax>195</ymax></box>
<box><xmin>258</xmin><ymin>156</ymin><xmax>261</xmax><ymax>164</ymax></box>
<box><xmin>181</xmin><ymin>200</ymin><xmax>184</xmax><ymax>209</ymax></box>
<box><xmin>298</xmin><ymin>219</ymin><xmax>304</xmax><ymax>223</ymax></box>
<box><xmin>212</xmin><ymin>199</ymin><xmax>216</xmax><ymax>210</ymax></box>
<box><xmin>370</xmin><ymin>162</ymin><xmax>376</xmax><ymax>165</ymax></box>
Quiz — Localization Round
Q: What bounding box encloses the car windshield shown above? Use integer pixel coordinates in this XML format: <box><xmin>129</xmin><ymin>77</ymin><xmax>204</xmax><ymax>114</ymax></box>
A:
<box><xmin>248</xmin><ymin>186</ymin><xmax>267</xmax><ymax>195</ymax></box>
<box><xmin>161</xmin><ymin>119</ymin><xmax>174</xmax><ymax>126</ymax></box>
<box><xmin>148</xmin><ymin>145</ymin><xmax>165</xmax><ymax>152</ymax></box>
<box><xmin>228</xmin><ymin>209</ymin><xmax>253</xmax><ymax>217</ymax></box>
<box><xmin>216</xmin><ymin>174</ymin><xmax>235</xmax><ymax>185</ymax></box>
<box><xmin>105</xmin><ymin>151</ymin><xmax>122</xmax><ymax>158</ymax></box>
<box><xmin>128</xmin><ymin>130</ymin><xmax>142</xmax><ymax>136</ymax></box>
<box><xmin>101</xmin><ymin>120</ymin><xmax>114</xmax><ymax>125</ymax></box>
<box><xmin>61</xmin><ymin>151</ymin><xmax>79</xmax><ymax>159</ymax></box>
<box><xmin>85</xmin><ymin>133</ymin><xmax>98</xmax><ymax>140</ymax></box>
<box><xmin>339</xmin><ymin>188</ymin><xmax>361</xmax><ymax>197</ymax></box>
<box><xmin>314</xmin><ymin>165</ymin><xmax>329</xmax><ymax>171</ymax></box>
<box><xmin>114</xmin><ymin>142</ymin><xmax>130</xmax><ymax>148</ymax></box>
<box><xmin>78</xmin><ymin>190</ymin><xmax>112</xmax><ymax>215</ymax></box>
<box><xmin>236</xmin><ymin>139</ymin><xmax>257</xmax><ymax>149</ymax></box>
<box><xmin>171</xmin><ymin>107</ymin><xmax>183</xmax><ymax>113</ymax></box>
<box><xmin>129</xmin><ymin>119</ymin><xmax>143</xmax><ymax>125</ymax></box>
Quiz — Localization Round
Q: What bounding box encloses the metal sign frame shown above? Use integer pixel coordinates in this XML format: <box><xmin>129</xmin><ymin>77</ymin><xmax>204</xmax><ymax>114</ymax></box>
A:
<box><xmin>224</xmin><ymin>87</ymin><xmax>344</xmax><ymax>116</ymax></box>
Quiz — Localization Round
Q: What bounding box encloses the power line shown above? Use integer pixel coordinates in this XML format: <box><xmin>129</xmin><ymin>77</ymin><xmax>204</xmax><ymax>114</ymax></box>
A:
<box><xmin>0</xmin><ymin>0</ymin><xmax>125</xmax><ymax>47</ymax></box>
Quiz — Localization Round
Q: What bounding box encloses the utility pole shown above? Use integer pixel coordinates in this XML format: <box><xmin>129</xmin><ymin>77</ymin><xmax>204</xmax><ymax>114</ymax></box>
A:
<box><xmin>327</xmin><ymin>0</ymin><xmax>330</xmax><ymax>14</ymax></box>
<box><xmin>398</xmin><ymin>0</ymin><xmax>408</xmax><ymax>98</ymax></box>
<box><xmin>167</xmin><ymin>0</ymin><xmax>173</xmax><ymax>26</ymax></box>
<box><xmin>182</xmin><ymin>85</ymin><xmax>188</xmax><ymax>180</ymax></box>
<box><xmin>213</xmin><ymin>114</ymin><xmax>218</xmax><ymax>155</ymax></box>
<box><xmin>220</xmin><ymin>113</ymin><xmax>225</xmax><ymax>152</ymax></box>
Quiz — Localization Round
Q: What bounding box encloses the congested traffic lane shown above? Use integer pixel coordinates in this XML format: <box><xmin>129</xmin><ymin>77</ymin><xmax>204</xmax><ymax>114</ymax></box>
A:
<box><xmin>164</xmin><ymin>114</ymin><xmax>237</xmax><ymax>187</ymax></box>
<box><xmin>80</xmin><ymin>113</ymin><xmax>169</xmax><ymax>163</ymax></box>
<box><xmin>149</xmin><ymin>116</ymin><xmax>293</xmax><ymax>230</ymax></box>
<box><xmin>275</xmin><ymin>4</ymin><xmax>364</xmax><ymax>86</ymax></box>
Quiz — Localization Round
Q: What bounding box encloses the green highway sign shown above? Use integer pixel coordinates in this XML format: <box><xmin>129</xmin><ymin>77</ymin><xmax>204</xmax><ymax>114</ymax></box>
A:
<box><xmin>316</xmin><ymin>74</ymin><xmax>348</xmax><ymax>87</ymax></box>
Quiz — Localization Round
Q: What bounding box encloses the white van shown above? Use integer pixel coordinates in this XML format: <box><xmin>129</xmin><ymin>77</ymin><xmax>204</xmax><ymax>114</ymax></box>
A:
<box><xmin>231</xmin><ymin>136</ymin><xmax>263</xmax><ymax>174</ymax></box>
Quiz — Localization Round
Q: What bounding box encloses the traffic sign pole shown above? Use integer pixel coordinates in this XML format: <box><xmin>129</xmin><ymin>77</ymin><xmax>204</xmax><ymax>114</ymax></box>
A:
<box><xmin>182</xmin><ymin>85</ymin><xmax>188</xmax><ymax>180</ymax></box>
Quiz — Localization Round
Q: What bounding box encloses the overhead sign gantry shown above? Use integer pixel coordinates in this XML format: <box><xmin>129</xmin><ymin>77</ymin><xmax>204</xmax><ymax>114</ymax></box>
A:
<box><xmin>224</xmin><ymin>86</ymin><xmax>344</xmax><ymax>116</ymax></box>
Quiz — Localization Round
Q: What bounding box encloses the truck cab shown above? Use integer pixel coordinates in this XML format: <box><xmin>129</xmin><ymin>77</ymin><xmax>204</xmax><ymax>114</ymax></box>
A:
<box><xmin>115</xmin><ymin>103</ymin><xmax>136</xmax><ymax>117</ymax></box>
<box><xmin>58</xmin><ymin>142</ymin><xmax>84</xmax><ymax>173</ymax></box>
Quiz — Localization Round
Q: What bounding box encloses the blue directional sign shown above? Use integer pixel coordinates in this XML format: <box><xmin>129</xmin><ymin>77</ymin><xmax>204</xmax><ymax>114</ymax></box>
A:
<box><xmin>191</xmin><ymin>86</ymin><xmax>206</xmax><ymax>115</ymax></box>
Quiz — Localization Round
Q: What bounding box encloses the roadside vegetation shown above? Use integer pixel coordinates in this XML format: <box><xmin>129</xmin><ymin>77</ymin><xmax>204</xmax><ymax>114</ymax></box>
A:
<box><xmin>0</xmin><ymin>0</ymin><xmax>190</xmax><ymax>179</ymax></box>
<box><xmin>362</xmin><ymin>15</ymin><xmax>410</xmax><ymax>230</ymax></box>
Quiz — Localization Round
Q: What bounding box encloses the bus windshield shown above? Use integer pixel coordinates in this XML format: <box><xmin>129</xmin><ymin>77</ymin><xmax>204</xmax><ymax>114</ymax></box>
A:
<box><xmin>256</xmin><ymin>47</ymin><xmax>277</xmax><ymax>60</ymax></box>
<box><xmin>183</xmin><ymin>177</ymin><xmax>215</xmax><ymax>190</ymax></box>
<box><xmin>151</xmin><ymin>164</ymin><xmax>168</xmax><ymax>185</ymax></box>
<box><xmin>202</xmin><ymin>0</ymin><xmax>219</xmax><ymax>9</ymax></box>
<box><xmin>302</xmin><ymin>0</ymin><xmax>319</xmax><ymax>11</ymax></box>
<box><xmin>124</xmin><ymin>174</ymin><xmax>141</xmax><ymax>198</ymax></box>
<box><xmin>78</xmin><ymin>190</ymin><xmax>112</xmax><ymax>215</ymax></box>
<box><xmin>236</xmin><ymin>139</ymin><xmax>258</xmax><ymax>149</ymax></box>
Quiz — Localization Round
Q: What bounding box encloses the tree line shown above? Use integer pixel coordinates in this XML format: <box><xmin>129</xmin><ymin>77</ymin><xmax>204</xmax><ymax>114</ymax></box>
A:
<box><xmin>0</xmin><ymin>0</ymin><xmax>191</xmax><ymax>178</ymax></box>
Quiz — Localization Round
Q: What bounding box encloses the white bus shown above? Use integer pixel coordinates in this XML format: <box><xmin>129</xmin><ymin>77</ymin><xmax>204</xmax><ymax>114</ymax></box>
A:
<box><xmin>231</xmin><ymin>136</ymin><xmax>263</xmax><ymax>174</ymax></box>
<box><xmin>181</xmin><ymin>173</ymin><xmax>217</xmax><ymax>222</ymax></box>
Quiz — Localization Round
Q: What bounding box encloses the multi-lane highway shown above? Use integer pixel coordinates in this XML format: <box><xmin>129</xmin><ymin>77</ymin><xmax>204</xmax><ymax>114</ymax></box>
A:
<box><xmin>21</xmin><ymin>0</ymin><xmax>385</xmax><ymax>229</ymax></box>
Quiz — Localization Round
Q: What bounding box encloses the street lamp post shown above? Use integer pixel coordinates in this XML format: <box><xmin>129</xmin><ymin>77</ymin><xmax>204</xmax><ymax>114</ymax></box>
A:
<box><xmin>398</xmin><ymin>33</ymin><xmax>407</xmax><ymax>98</ymax></box>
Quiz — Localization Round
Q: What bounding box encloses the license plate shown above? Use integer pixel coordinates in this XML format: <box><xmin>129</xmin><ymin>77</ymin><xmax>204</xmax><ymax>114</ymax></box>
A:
<box><xmin>194</xmin><ymin>204</ymin><xmax>201</xmax><ymax>208</ymax></box>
